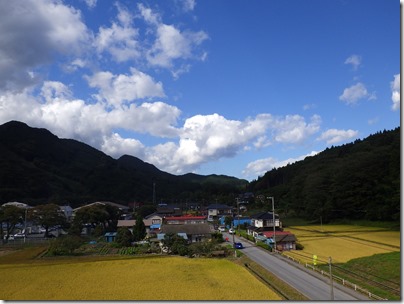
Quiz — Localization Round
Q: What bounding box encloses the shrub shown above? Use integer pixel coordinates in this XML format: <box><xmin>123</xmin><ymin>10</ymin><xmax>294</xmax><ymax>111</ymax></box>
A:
<box><xmin>47</xmin><ymin>235</ymin><xmax>83</xmax><ymax>256</ymax></box>
<box><xmin>115</xmin><ymin>228</ymin><xmax>133</xmax><ymax>247</ymax></box>
<box><xmin>295</xmin><ymin>242</ymin><xmax>304</xmax><ymax>250</ymax></box>
<box><xmin>256</xmin><ymin>241</ymin><xmax>271</xmax><ymax>251</ymax></box>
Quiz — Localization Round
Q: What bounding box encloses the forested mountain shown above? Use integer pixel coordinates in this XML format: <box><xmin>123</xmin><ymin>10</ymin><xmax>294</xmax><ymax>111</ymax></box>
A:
<box><xmin>0</xmin><ymin>121</ymin><xmax>247</xmax><ymax>207</ymax></box>
<box><xmin>0</xmin><ymin>121</ymin><xmax>400</xmax><ymax>222</ymax></box>
<box><xmin>249</xmin><ymin>127</ymin><xmax>400</xmax><ymax>222</ymax></box>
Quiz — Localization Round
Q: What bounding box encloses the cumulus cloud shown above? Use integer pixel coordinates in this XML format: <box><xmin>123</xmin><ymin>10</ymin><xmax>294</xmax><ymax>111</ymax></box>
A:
<box><xmin>391</xmin><ymin>74</ymin><xmax>400</xmax><ymax>111</ymax></box>
<box><xmin>137</xmin><ymin>113</ymin><xmax>323</xmax><ymax>174</ymax></box>
<box><xmin>0</xmin><ymin>80</ymin><xmax>179</xmax><ymax>146</ymax></box>
<box><xmin>138</xmin><ymin>3</ymin><xmax>208</xmax><ymax>70</ymax></box>
<box><xmin>0</xmin><ymin>0</ymin><xmax>90</xmax><ymax>92</ymax></box>
<box><xmin>243</xmin><ymin>151</ymin><xmax>319</xmax><ymax>178</ymax></box>
<box><xmin>101</xmin><ymin>133</ymin><xmax>145</xmax><ymax>159</ymax></box>
<box><xmin>85</xmin><ymin>68</ymin><xmax>165</xmax><ymax>107</ymax></box>
<box><xmin>271</xmin><ymin>114</ymin><xmax>321</xmax><ymax>144</ymax></box>
<box><xmin>344</xmin><ymin>54</ymin><xmax>362</xmax><ymax>70</ymax></box>
<box><xmin>94</xmin><ymin>4</ymin><xmax>141</xmax><ymax>62</ymax></box>
<box><xmin>83</xmin><ymin>0</ymin><xmax>97</xmax><ymax>9</ymax></box>
<box><xmin>317</xmin><ymin>129</ymin><xmax>359</xmax><ymax>145</ymax></box>
<box><xmin>339</xmin><ymin>82</ymin><xmax>375</xmax><ymax>104</ymax></box>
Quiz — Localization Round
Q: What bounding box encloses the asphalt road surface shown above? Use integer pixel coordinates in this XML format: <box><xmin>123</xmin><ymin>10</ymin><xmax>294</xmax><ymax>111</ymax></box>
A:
<box><xmin>224</xmin><ymin>232</ymin><xmax>369</xmax><ymax>301</ymax></box>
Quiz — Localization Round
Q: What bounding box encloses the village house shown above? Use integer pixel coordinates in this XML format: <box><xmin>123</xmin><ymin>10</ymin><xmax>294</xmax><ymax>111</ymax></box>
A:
<box><xmin>72</xmin><ymin>201</ymin><xmax>130</xmax><ymax>220</ymax></box>
<box><xmin>117</xmin><ymin>218</ymin><xmax>161</xmax><ymax>237</ymax></box>
<box><xmin>247</xmin><ymin>211</ymin><xmax>282</xmax><ymax>237</ymax></box>
<box><xmin>164</xmin><ymin>215</ymin><xmax>207</xmax><ymax>225</ymax></box>
<box><xmin>205</xmin><ymin>204</ymin><xmax>233</xmax><ymax>222</ymax></box>
<box><xmin>144</xmin><ymin>213</ymin><xmax>164</xmax><ymax>232</ymax></box>
<box><xmin>256</xmin><ymin>231</ymin><xmax>297</xmax><ymax>251</ymax></box>
<box><xmin>158</xmin><ymin>223</ymin><xmax>214</xmax><ymax>243</ymax></box>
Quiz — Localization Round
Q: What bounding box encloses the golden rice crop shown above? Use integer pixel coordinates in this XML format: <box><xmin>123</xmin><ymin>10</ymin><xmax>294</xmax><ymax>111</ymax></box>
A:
<box><xmin>0</xmin><ymin>256</ymin><xmax>281</xmax><ymax>300</ymax></box>
<box><xmin>284</xmin><ymin>225</ymin><xmax>400</xmax><ymax>264</ymax></box>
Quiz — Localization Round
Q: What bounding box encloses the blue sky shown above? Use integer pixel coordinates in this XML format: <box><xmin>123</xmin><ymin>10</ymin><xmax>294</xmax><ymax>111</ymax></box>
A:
<box><xmin>0</xmin><ymin>0</ymin><xmax>400</xmax><ymax>181</ymax></box>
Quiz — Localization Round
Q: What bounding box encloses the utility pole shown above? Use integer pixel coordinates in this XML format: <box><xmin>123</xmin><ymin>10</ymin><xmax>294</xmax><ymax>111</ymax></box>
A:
<box><xmin>23</xmin><ymin>207</ymin><xmax>27</xmax><ymax>243</ymax></box>
<box><xmin>267</xmin><ymin>196</ymin><xmax>276</xmax><ymax>252</ymax></box>
<box><xmin>236</xmin><ymin>198</ymin><xmax>240</xmax><ymax>235</ymax></box>
<box><xmin>329</xmin><ymin>256</ymin><xmax>334</xmax><ymax>300</ymax></box>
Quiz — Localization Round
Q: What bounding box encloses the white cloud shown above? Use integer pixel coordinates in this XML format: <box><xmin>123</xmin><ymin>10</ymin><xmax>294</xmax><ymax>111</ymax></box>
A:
<box><xmin>94</xmin><ymin>5</ymin><xmax>140</xmax><ymax>62</ymax></box>
<box><xmin>147</xmin><ymin>24</ymin><xmax>208</xmax><ymax>68</ymax></box>
<box><xmin>83</xmin><ymin>0</ymin><xmax>97</xmax><ymax>9</ymax></box>
<box><xmin>137</xmin><ymin>3</ymin><xmax>161</xmax><ymax>25</ymax></box>
<box><xmin>271</xmin><ymin>114</ymin><xmax>321</xmax><ymax>144</ymax></box>
<box><xmin>317</xmin><ymin>129</ymin><xmax>359</xmax><ymax>145</ymax></box>
<box><xmin>183</xmin><ymin>0</ymin><xmax>196</xmax><ymax>12</ymax></box>
<box><xmin>0</xmin><ymin>81</ymin><xmax>179</xmax><ymax>147</ymax></box>
<box><xmin>0</xmin><ymin>76</ymin><xmax>327</xmax><ymax>175</ymax></box>
<box><xmin>339</xmin><ymin>82</ymin><xmax>375</xmax><ymax>104</ymax></box>
<box><xmin>0</xmin><ymin>0</ymin><xmax>90</xmax><ymax>91</ymax></box>
<box><xmin>101</xmin><ymin>133</ymin><xmax>145</xmax><ymax>159</ymax></box>
<box><xmin>85</xmin><ymin>68</ymin><xmax>165</xmax><ymax>107</ymax></box>
<box><xmin>243</xmin><ymin>151</ymin><xmax>319</xmax><ymax>178</ymax></box>
<box><xmin>391</xmin><ymin>74</ymin><xmax>400</xmax><ymax>111</ymax></box>
<box><xmin>344</xmin><ymin>54</ymin><xmax>362</xmax><ymax>70</ymax></box>
<box><xmin>137</xmin><ymin>113</ymin><xmax>323</xmax><ymax>174</ymax></box>
<box><xmin>138</xmin><ymin>4</ymin><xmax>208</xmax><ymax>69</ymax></box>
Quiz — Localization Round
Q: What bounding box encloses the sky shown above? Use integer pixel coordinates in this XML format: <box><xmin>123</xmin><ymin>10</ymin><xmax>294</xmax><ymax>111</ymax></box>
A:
<box><xmin>0</xmin><ymin>0</ymin><xmax>400</xmax><ymax>181</ymax></box>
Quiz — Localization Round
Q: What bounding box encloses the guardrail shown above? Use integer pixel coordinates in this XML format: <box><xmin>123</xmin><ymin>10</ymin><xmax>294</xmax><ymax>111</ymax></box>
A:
<box><xmin>280</xmin><ymin>253</ymin><xmax>388</xmax><ymax>301</ymax></box>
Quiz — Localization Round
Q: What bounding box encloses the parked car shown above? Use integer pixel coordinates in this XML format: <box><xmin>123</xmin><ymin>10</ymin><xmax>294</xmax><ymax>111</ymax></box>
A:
<box><xmin>228</xmin><ymin>228</ymin><xmax>235</xmax><ymax>234</ymax></box>
<box><xmin>218</xmin><ymin>226</ymin><xmax>226</xmax><ymax>232</ymax></box>
<box><xmin>14</xmin><ymin>233</ymin><xmax>25</xmax><ymax>238</ymax></box>
<box><xmin>233</xmin><ymin>242</ymin><xmax>243</xmax><ymax>249</ymax></box>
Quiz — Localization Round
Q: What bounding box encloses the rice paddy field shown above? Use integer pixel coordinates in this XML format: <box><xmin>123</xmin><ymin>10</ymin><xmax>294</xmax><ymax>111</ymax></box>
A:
<box><xmin>0</xmin><ymin>252</ymin><xmax>282</xmax><ymax>301</ymax></box>
<box><xmin>281</xmin><ymin>224</ymin><xmax>401</xmax><ymax>300</ymax></box>
<box><xmin>283</xmin><ymin>224</ymin><xmax>400</xmax><ymax>264</ymax></box>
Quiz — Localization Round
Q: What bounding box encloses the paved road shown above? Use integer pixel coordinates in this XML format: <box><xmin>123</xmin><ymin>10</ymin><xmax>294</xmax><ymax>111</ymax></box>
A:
<box><xmin>224</xmin><ymin>232</ymin><xmax>369</xmax><ymax>301</ymax></box>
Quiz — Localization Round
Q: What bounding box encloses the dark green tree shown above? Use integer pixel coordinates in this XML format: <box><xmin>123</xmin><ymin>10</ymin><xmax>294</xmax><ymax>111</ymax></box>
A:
<box><xmin>224</xmin><ymin>216</ymin><xmax>232</xmax><ymax>228</ymax></box>
<box><xmin>0</xmin><ymin>205</ymin><xmax>25</xmax><ymax>243</ymax></box>
<box><xmin>135</xmin><ymin>205</ymin><xmax>156</xmax><ymax>218</ymax></box>
<box><xmin>31</xmin><ymin>204</ymin><xmax>68</xmax><ymax>237</ymax></box>
<box><xmin>115</xmin><ymin>227</ymin><xmax>133</xmax><ymax>247</ymax></box>
<box><xmin>132</xmin><ymin>215</ymin><xmax>146</xmax><ymax>242</ymax></box>
<box><xmin>162</xmin><ymin>232</ymin><xmax>189</xmax><ymax>256</ymax></box>
<box><xmin>72</xmin><ymin>204</ymin><xmax>110</xmax><ymax>235</ymax></box>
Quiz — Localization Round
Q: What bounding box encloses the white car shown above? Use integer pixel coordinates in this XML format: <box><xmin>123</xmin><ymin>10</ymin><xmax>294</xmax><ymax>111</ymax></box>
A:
<box><xmin>228</xmin><ymin>228</ymin><xmax>235</xmax><ymax>234</ymax></box>
<box><xmin>218</xmin><ymin>226</ymin><xmax>226</xmax><ymax>232</ymax></box>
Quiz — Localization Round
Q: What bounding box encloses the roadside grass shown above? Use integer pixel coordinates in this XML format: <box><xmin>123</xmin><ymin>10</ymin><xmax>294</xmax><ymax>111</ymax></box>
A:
<box><xmin>0</xmin><ymin>251</ymin><xmax>282</xmax><ymax>301</ymax></box>
<box><xmin>318</xmin><ymin>252</ymin><xmax>400</xmax><ymax>301</ymax></box>
<box><xmin>233</xmin><ymin>254</ymin><xmax>309</xmax><ymax>301</ymax></box>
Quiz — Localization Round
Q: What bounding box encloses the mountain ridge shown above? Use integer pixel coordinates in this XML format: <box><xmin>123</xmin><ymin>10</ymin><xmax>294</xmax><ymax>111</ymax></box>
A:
<box><xmin>0</xmin><ymin>120</ymin><xmax>247</xmax><ymax>206</ymax></box>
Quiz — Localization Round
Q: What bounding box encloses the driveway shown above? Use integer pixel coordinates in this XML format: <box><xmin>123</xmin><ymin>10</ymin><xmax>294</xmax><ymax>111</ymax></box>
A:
<box><xmin>223</xmin><ymin>232</ymin><xmax>369</xmax><ymax>301</ymax></box>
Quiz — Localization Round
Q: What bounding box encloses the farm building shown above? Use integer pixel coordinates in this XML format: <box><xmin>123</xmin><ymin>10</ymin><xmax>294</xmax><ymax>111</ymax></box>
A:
<box><xmin>159</xmin><ymin>223</ymin><xmax>214</xmax><ymax>243</ymax></box>
<box><xmin>104</xmin><ymin>232</ymin><xmax>117</xmax><ymax>243</ymax></box>
<box><xmin>256</xmin><ymin>231</ymin><xmax>297</xmax><ymax>251</ymax></box>
<box><xmin>218</xmin><ymin>216</ymin><xmax>251</xmax><ymax>228</ymax></box>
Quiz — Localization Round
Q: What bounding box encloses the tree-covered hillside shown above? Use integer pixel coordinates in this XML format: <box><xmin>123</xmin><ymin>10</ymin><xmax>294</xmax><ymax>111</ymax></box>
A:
<box><xmin>249</xmin><ymin>128</ymin><xmax>400</xmax><ymax>222</ymax></box>
<box><xmin>0</xmin><ymin>121</ymin><xmax>247</xmax><ymax>206</ymax></box>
